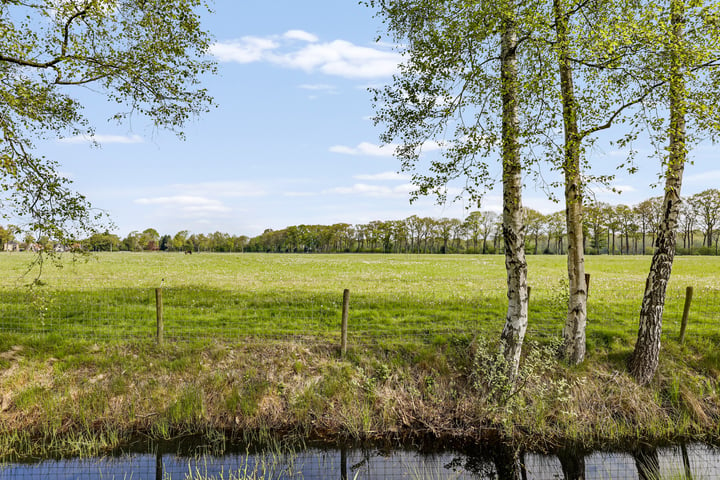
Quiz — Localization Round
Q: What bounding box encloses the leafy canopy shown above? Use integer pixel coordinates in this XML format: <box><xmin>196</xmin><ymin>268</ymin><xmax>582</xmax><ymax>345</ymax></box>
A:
<box><xmin>0</xmin><ymin>0</ymin><xmax>215</xmax><ymax>244</ymax></box>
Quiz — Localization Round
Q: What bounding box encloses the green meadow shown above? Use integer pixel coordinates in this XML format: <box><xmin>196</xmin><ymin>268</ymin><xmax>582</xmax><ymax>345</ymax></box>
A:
<box><xmin>2</xmin><ymin>252</ymin><xmax>720</xmax><ymax>455</ymax></box>
<box><xmin>1</xmin><ymin>252</ymin><xmax>718</xmax><ymax>350</ymax></box>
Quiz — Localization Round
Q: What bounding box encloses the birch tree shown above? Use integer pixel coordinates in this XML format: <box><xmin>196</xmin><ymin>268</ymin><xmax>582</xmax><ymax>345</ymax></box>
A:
<box><xmin>543</xmin><ymin>0</ymin><xmax>660</xmax><ymax>363</ymax></box>
<box><xmin>366</xmin><ymin>0</ymin><xmax>539</xmax><ymax>378</ymax></box>
<box><xmin>629</xmin><ymin>0</ymin><xmax>720</xmax><ymax>385</ymax></box>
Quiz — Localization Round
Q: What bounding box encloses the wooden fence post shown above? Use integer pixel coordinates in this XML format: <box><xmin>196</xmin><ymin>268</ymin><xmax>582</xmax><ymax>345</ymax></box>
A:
<box><xmin>679</xmin><ymin>286</ymin><xmax>693</xmax><ymax>345</ymax></box>
<box><xmin>341</xmin><ymin>289</ymin><xmax>350</xmax><ymax>357</ymax></box>
<box><xmin>526</xmin><ymin>285</ymin><xmax>531</xmax><ymax>304</ymax></box>
<box><xmin>156</xmin><ymin>287</ymin><xmax>164</xmax><ymax>345</ymax></box>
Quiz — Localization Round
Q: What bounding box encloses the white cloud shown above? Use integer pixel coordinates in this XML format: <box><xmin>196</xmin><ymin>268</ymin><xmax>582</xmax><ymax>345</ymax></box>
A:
<box><xmin>211</xmin><ymin>34</ymin><xmax>401</xmax><ymax>79</ymax></box>
<box><xmin>135</xmin><ymin>196</ymin><xmax>232</xmax><ymax>217</ymax></box>
<box><xmin>279</xmin><ymin>40</ymin><xmax>400</xmax><ymax>78</ymax></box>
<box><xmin>685</xmin><ymin>170</ymin><xmax>720</xmax><ymax>184</ymax></box>
<box><xmin>329</xmin><ymin>142</ymin><xmax>396</xmax><ymax>156</ymax></box>
<box><xmin>330</xmin><ymin>140</ymin><xmax>443</xmax><ymax>157</ymax></box>
<box><xmin>208</xmin><ymin>37</ymin><xmax>278</xmax><ymax>63</ymax></box>
<box><xmin>353</xmin><ymin>171</ymin><xmax>410</xmax><ymax>181</ymax></box>
<box><xmin>58</xmin><ymin>134</ymin><xmax>144</xmax><ymax>144</ymax></box>
<box><xmin>299</xmin><ymin>83</ymin><xmax>337</xmax><ymax>92</ymax></box>
<box><xmin>169</xmin><ymin>181</ymin><xmax>267</xmax><ymax>198</ymax></box>
<box><xmin>323</xmin><ymin>182</ymin><xmax>418</xmax><ymax>197</ymax></box>
<box><xmin>283</xmin><ymin>30</ymin><xmax>318</xmax><ymax>43</ymax></box>
<box><xmin>283</xmin><ymin>191</ymin><xmax>317</xmax><ymax>197</ymax></box>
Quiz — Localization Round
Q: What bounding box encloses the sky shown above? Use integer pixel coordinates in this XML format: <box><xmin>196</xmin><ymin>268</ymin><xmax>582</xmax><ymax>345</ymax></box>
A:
<box><xmin>33</xmin><ymin>1</ymin><xmax>720</xmax><ymax>238</ymax></box>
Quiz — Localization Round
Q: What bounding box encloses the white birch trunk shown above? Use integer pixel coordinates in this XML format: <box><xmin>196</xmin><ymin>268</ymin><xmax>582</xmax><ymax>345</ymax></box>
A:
<box><xmin>499</xmin><ymin>18</ymin><xmax>529</xmax><ymax>380</ymax></box>
<box><xmin>554</xmin><ymin>0</ymin><xmax>587</xmax><ymax>364</ymax></box>
<box><xmin>629</xmin><ymin>0</ymin><xmax>686</xmax><ymax>385</ymax></box>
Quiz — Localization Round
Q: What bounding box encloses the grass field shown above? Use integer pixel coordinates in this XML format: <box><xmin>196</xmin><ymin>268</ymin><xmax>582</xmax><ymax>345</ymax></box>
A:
<box><xmin>2</xmin><ymin>252</ymin><xmax>720</xmax><ymax>455</ymax></box>
<box><xmin>0</xmin><ymin>252</ymin><xmax>718</xmax><ymax>351</ymax></box>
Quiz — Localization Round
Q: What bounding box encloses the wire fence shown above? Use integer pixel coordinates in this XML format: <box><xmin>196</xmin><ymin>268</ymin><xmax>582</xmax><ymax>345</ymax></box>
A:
<box><xmin>0</xmin><ymin>281</ymin><xmax>717</xmax><ymax>348</ymax></box>
<box><xmin>2</xmin><ymin>443</ymin><xmax>720</xmax><ymax>479</ymax></box>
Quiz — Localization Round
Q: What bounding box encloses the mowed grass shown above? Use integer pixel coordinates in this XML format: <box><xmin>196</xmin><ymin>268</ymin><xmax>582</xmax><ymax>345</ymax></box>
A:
<box><xmin>0</xmin><ymin>252</ymin><xmax>718</xmax><ymax>350</ymax></box>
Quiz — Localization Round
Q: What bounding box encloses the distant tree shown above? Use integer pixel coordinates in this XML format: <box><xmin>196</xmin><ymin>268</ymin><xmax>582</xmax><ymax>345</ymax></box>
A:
<box><xmin>138</xmin><ymin>228</ymin><xmax>159</xmax><ymax>251</ymax></box>
<box><xmin>122</xmin><ymin>231</ymin><xmax>141</xmax><ymax>251</ymax></box>
<box><xmin>678</xmin><ymin>201</ymin><xmax>696</xmax><ymax>251</ymax></box>
<box><xmin>86</xmin><ymin>231</ymin><xmax>120</xmax><ymax>251</ymax></box>
<box><xmin>159</xmin><ymin>235</ymin><xmax>171</xmax><ymax>251</ymax></box>
<box><xmin>437</xmin><ymin>218</ymin><xmax>454</xmax><ymax>254</ymax></box>
<box><xmin>615</xmin><ymin>205</ymin><xmax>635</xmax><ymax>254</ymax></box>
<box><xmin>524</xmin><ymin>208</ymin><xmax>546</xmax><ymax>255</ymax></box>
<box><xmin>635</xmin><ymin>198</ymin><xmax>661</xmax><ymax>254</ymax></box>
<box><xmin>547</xmin><ymin>211</ymin><xmax>566</xmax><ymax>254</ymax></box>
<box><xmin>689</xmin><ymin>189</ymin><xmax>720</xmax><ymax>248</ymax></box>
<box><xmin>584</xmin><ymin>201</ymin><xmax>608</xmax><ymax>253</ymax></box>
<box><xmin>173</xmin><ymin>230</ymin><xmax>190</xmax><ymax>252</ymax></box>
<box><xmin>0</xmin><ymin>225</ymin><xmax>15</xmax><ymax>250</ymax></box>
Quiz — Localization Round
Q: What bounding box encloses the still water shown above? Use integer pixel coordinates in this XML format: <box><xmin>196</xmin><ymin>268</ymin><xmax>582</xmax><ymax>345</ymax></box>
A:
<box><xmin>1</xmin><ymin>441</ymin><xmax>719</xmax><ymax>479</ymax></box>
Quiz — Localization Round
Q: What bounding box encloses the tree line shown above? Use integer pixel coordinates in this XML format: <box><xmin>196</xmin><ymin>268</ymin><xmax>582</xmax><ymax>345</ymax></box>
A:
<box><xmin>6</xmin><ymin>188</ymin><xmax>717</xmax><ymax>255</ymax></box>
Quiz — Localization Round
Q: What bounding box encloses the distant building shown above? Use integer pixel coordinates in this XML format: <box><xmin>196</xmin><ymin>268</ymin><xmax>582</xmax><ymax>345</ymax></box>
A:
<box><xmin>3</xmin><ymin>242</ymin><xmax>20</xmax><ymax>252</ymax></box>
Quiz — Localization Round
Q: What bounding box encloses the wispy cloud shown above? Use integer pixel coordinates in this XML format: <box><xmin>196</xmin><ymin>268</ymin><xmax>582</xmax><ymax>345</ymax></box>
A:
<box><xmin>299</xmin><ymin>83</ymin><xmax>338</xmax><ymax>93</ymax></box>
<box><xmin>135</xmin><ymin>196</ymin><xmax>232</xmax><ymax>217</ymax></box>
<box><xmin>283</xmin><ymin>30</ymin><xmax>319</xmax><ymax>43</ymax></box>
<box><xmin>353</xmin><ymin>171</ymin><xmax>410</xmax><ymax>181</ymax></box>
<box><xmin>330</xmin><ymin>141</ymin><xmax>443</xmax><ymax>157</ymax></box>
<box><xmin>169</xmin><ymin>181</ymin><xmax>267</xmax><ymax>198</ymax></box>
<box><xmin>58</xmin><ymin>134</ymin><xmax>144</xmax><ymax>144</ymax></box>
<box><xmin>329</xmin><ymin>142</ymin><xmax>396</xmax><ymax>157</ymax></box>
<box><xmin>210</xmin><ymin>30</ymin><xmax>401</xmax><ymax>79</ymax></box>
<box><xmin>323</xmin><ymin>183</ymin><xmax>416</xmax><ymax>197</ymax></box>
<box><xmin>685</xmin><ymin>170</ymin><xmax>720</xmax><ymax>184</ymax></box>
<box><xmin>209</xmin><ymin>37</ymin><xmax>277</xmax><ymax>63</ymax></box>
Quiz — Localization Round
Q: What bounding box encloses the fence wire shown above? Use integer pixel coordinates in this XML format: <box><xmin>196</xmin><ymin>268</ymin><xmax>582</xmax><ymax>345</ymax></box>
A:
<box><xmin>0</xmin><ymin>283</ymin><xmax>718</xmax><ymax>346</ymax></box>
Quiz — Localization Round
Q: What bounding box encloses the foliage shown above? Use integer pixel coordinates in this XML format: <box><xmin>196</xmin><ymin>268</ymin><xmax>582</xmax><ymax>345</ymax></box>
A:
<box><xmin>471</xmin><ymin>338</ymin><xmax>570</xmax><ymax>417</ymax></box>
<box><xmin>0</xmin><ymin>0</ymin><xmax>215</xmax><ymax>245</ymax></box>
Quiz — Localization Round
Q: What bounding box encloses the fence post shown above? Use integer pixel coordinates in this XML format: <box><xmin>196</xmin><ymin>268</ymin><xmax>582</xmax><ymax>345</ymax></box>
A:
<box><xmin>341</xmin><ymin>289</ymin><xmax>350</xmax><ymax>357</ymax></box>
<box><xmin>526</xmin><ymin>285</ymin><xmax>531</xmax><ymax>304</ymax></box>
<box><xmin>585</xmin><ymin>273</ymin><xmax>591</xmax><ymax>298</ymax></box>
<box><xmin>679</xmin><ymin>286</ymin><xmax>693</xmax><ymax>345</ymax></box>
<box><xmin>156</xmin><ymin>287</ymin><xmax>164</xmax><ymax>345</ymax></box>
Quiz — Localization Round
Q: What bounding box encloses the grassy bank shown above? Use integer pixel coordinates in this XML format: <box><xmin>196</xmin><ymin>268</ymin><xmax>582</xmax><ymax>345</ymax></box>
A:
<box><xmin>1</xmin><ymin>332</ymin><xmax>720</xmax><ymax>459</ymax></box>
<box><xmin>0</xmin><ymin>253</ymin><xmax>719</xmax><ymax>457</ymax></box>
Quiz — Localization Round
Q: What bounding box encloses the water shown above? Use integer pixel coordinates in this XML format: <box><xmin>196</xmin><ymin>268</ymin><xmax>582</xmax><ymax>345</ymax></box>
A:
<box><xmin>1</xmin><ymin>441</ymin><xmax>719</xmax><ymax>479</ymax></box>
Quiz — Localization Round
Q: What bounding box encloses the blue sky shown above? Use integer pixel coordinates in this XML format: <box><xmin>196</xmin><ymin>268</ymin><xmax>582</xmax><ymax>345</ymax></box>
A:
<box><xmin>35</xmin><ymin>1</ymin><xmax>720</xmax><ymax>238</ymax></box>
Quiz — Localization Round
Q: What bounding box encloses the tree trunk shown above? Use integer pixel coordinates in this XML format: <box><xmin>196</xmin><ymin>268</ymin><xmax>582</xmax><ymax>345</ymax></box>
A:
<box><xmin>498</xmin><ymin>17</ymin><xmax>529</xmax><ymax>380</ymax></box>
<box><xmin>555</xmin><ymin>0</ymin><xmax>587</xmax><ymax>364</ymax></box>
<box><xmin>642</xmin><ymin>230</ymin><xmax>646</xmax><ymax>254</ymax></box>
<box><xmin>629</xmin><ymin>0</ymin><xmax>685</xmax><ymax>386</ymax></box>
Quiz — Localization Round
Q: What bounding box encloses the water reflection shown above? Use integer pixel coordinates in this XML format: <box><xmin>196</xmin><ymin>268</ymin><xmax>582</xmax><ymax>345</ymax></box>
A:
<box><xmin>1</xmin><ymin>442</ymin><xmax>719</xmax><ymax>479</ymax></box>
